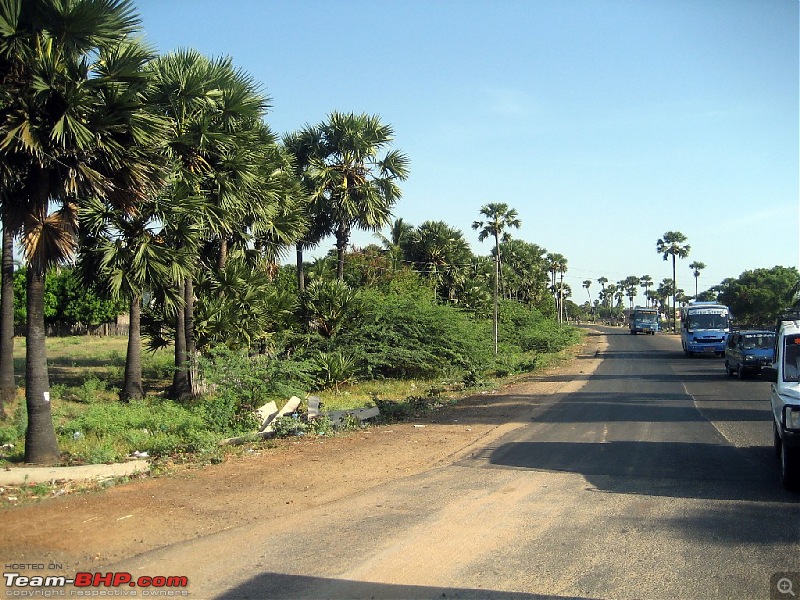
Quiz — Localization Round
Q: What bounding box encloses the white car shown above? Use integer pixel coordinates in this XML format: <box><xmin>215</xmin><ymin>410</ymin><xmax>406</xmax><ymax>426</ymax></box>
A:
<box><xmin>764</xmin><ymin>317</ymin><xmax>800</xmax><ymax>489</ymax></box>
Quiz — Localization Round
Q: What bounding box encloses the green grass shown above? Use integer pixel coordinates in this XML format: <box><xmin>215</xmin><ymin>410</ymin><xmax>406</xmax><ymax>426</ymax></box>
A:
<box><xmin>0</xmin><ymin>330</ymin><xmax>584</xmax><ymax>466</ymax></box>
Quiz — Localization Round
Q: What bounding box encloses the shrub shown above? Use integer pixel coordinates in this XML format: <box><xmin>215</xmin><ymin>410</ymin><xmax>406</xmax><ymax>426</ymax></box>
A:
<box><xmin>329</xmin><ymin>289</ymin><xmax>493</xmax><ymax>380</ymax></box>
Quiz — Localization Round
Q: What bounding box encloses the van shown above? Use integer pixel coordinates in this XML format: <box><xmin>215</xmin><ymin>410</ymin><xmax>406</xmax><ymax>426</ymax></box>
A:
<box><xmin>724</xmin><ymin>330</ymin><xmax>775</xmax><ymax>378</ymax></box>
<box><xmin>763</xmin><ymin>318</ymin><xmax>800</xmax><ymax>489</ymax></box>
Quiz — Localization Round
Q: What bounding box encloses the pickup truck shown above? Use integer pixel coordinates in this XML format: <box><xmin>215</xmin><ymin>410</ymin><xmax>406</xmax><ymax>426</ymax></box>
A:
<box><xmin>763</xmin><ymin>318</ymin><xmax>800</xmax><ymax>489</ymax></box>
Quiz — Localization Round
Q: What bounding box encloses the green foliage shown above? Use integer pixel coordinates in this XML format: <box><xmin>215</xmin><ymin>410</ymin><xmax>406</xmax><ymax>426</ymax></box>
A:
<box><xmin>330</xmin><ymin>289</ymin><xmax>493</xmax><ymax>380</ymax></box>
<box><xmin>197</xmin><ymin>345</ymin><xmax>315</xmax><ymax>430</ymax></box>
<box><xmin>303</xmin><ymin>278</ymin><xmax>359</xmax><ymax>337</ymax></box>
<box><xmin>13</xmin><ymin>267</ymin><xmax>125</xmax><ymax>329</ymax></box>
<box><xmin>312</xmin><ymin>350</ymin><xmax>357</xmax><ymax>391</ymax></box>
<box><xmin>497</xmin><ymin>300</ymin><xmax>580</xmax><ymax>353</ymax></box>
<box><xmin>57</xmin><ymin>399</ymin><xmax>218</xmax><ymax>461</ymax></box>
<box><xmin>716</xmin><ymin>266</ymin><xmax>800</xmax><ymax>327</ymax></box>
<box><xmin>374</xmin><ymin>396</ymin><xmax>442</xmax><ymax>423</ymax></box>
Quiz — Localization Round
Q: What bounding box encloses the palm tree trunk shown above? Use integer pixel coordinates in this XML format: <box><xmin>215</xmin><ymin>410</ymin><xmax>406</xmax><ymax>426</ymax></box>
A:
<box><xmin>218</xmin><ymin>237</ymin><xmax>228</xmax><ymax>271</ymax></box>
<box><xmin>184</xmin><ymin>276</ymin><xmax>197</xmax><ymax>396</ymax></box>
<box><xmin>172</xmin><ymin>282</ymin><xmax>189</xmax><ymax>399</ymax></box>
<box><xmin>493</xmin><ymin>254</ymin><xmax>499</xmax><ymax>355</ymax></box>
<box><xmin>0</xmin><ymin>221</ymin><xmax>15</xmax><ymax>416</ymax></box>
<box><xmin>672</xmin><ymin>255</ymin><xmax>677</xmax><ymax>331</ymax></box>
<box><xmin>296</xmin><ymin>244</ymin><xmax>305</xmax><ymax>292</ymax></box>
<box><xmin>24</xmin><ymin>265</ymin><xmax>59</xmax><ymax>464</ymax></box>
<box><xmin>121</xmin><ymin>294</ymin><xmax>143</xmax><ymax>402</ymax></box>
<box><xmin>336</xmin><ymin>222</ymin><xmax>348</xmax><ymax>281</ymax></box>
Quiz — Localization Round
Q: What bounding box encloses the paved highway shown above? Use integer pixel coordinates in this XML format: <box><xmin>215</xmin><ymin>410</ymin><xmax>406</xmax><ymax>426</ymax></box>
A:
<box><xmin>122</xmin><ymin>327</ymin><xmax>800</xmax><ymax>599</ymax></box>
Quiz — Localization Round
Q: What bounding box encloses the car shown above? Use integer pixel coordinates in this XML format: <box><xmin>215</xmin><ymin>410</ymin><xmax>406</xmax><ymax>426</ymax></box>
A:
<box><xmin>724</xmin><ymin>329</ymin><xmax>775</xmax><ymax>378</ymax></box>
<box><xmin>763</xmin><ymin>317</ymin><xmax>800</xmax><ymax>489</ymax></box>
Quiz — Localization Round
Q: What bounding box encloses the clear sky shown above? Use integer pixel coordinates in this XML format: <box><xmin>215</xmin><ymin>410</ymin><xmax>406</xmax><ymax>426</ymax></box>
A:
<box><xmin>135</xmin><ymin>0</ymin><xmax>799</xmax><ymax>301</ymax></box>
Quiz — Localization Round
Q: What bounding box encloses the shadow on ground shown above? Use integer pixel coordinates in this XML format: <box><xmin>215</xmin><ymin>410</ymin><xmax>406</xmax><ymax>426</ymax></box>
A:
<box><xmin>217</xmin><ymin>571</ymin><xmax>599</xmax><ymax>600</ymax></box>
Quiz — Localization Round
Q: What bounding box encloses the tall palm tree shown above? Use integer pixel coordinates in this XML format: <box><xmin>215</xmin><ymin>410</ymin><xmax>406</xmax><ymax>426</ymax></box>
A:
<box><xmin>304</xmin><ymin>112</ymin><xmax>409</xmax><ymax>281</ymax></box>
<box><xmin>148</xmin><ymin>50</ymin><xmax>274</xmax><ymax>398</ymax></box>
<box><xmin>624</xmin><ymin>276</ymin><xmax>640</xmax><ymax>310</ymax></box>
<box><xmin>639</xmin><ymin>274</ymin><xmax>653</xmax><ymax>307</ymax></box>
<box><xmin>582</xmin><ymin>280</ymin><xmax>592</xmax><ymax>317</ymax></box>
<box><xmin>0</xmin><ymin>0</ymin><xmax>160</xmax><ymax>463</ymax></box>
<box><xmin>597</xmin><ymin>276</ymin><xmax>608</xmax><ymax>319</ymax></box>
<box><xmin>689</xmin><ymin>261</ymin><xmax>706</xmax><ymax>299</ymax></box>
<box><xmin>472</xmin><ymin>203</ymin><xmax>521</xmax><ymax>354</ymax></box>
<box><xmin>546</xmin><ymin>254</ymin><xmax>568</xmax><ymax>324</ymax></box>
<box><xmin>656</xmin><ymin>231</ymin><xmax>691</xmax><ymax>331</ymax></box>
<box><xmin>283</xmin><ymin>130</ymin><xmax>333</xmax><ymax>292</ymax></box>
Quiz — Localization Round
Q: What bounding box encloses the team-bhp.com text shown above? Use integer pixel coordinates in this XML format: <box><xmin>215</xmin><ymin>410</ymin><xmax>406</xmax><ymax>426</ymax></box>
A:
<box><xmin>4</xmin><ymin>572</ymin><xmax>189</xmax><ymax>597</ymax></box>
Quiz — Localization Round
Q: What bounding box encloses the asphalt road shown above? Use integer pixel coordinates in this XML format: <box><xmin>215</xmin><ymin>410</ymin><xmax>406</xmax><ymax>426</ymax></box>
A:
<box><xmin>117</xmin><ymin>327</ymin><xmax>800</xmax><ymax>599</ymax></box>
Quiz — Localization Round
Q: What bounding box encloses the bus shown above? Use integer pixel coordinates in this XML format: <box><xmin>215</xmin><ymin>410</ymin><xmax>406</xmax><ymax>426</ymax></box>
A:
<box><xmin>680</xmin><ymin>301</ymin><xmax>731</xmax><ymax>356</ymax></box>
<box><xmin>629</xmin><ymin>306</ymin><xmax>659</xmax><ymax>335</ymax></box>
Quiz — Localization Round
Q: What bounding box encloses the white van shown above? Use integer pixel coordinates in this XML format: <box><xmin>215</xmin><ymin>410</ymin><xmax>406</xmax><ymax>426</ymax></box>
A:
<box><xmin>764</xmin><ymin>318</ymin><xmax>800</xmax><ymax>489</ymax></box>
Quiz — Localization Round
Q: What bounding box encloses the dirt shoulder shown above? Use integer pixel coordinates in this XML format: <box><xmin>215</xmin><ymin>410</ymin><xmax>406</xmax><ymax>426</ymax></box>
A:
<box><xmin>1</xmin><ymin>330</ymin><xmax>606</xmax><ymax>573</ymax></box>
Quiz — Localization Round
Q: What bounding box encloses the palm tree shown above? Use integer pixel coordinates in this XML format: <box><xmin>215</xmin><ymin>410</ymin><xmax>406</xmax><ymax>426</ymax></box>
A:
<box><xmin>283</xmin><ymin>130</ymin><xmax>333</xmax><ymax>292</ymax></box>
<box><xmin>624</xmin><ymin>276</ymin><xmax>640</xmax><ymax>311</ymax></box>
<box><xmin>597</xmin><ymin>276</ymin><xmax>608</xmax><ymax>320</ymax></box>
<box><xmin>472</xmin><ymin>203</ymin><xmax>521</xmax><ymax>354</ymax></box>
<box><xmin>656</xmin><ymin>231</ymin><xmax>691</xmax><ymax>331</ymax></box>
<box><xmin>689</xmin><ymin>261</ymin><xmax>706</xmax><ymax>299</ymax></box>
<box><xmin>639</xmin><ymin>275</ymin><xmax>653</xmax><ymax>307</ymax></box>
<box><xmin>0</xmin><ymin>0</ymin><xmax>161</xmax><ymax>463</ymax></box>
<box><xmin>79</xmin><ymin>194</ymin><xmax>192</xmax><ymax>401</ymax></box>
<box><xmin>375</xmin><ymin>218</ymin><xmax>413</xmax><ymax>271</ymax></box>
<box><xmin>404</xmin><ymin>221</ymin><xmax>472</xmax><ymax>302</ymax></box>
<box><xmin>582</xmin><ymin>280</ymin><xmax>592</xmax><ymax>318</ymax></box>
<box><xmin>304</xmin><ymin>112</ymin><xmax>409</xmax><ymax>281</ymax></box>
<box><xmin>148</xmin><ymin>50</ymin><xmax>277</xmax><ymax>398</ymax></box>
<box><xmin>545</xmin><ymin>254</ymin><xmax>568</xmax><ymax>324</ymax></box>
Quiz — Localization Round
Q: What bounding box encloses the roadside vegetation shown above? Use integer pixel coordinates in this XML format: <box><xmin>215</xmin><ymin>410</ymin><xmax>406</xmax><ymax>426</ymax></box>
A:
<box><xmin>0</xmin><ymin>273</ymin><xmax>582</xmax><ymax>467</ymax></box>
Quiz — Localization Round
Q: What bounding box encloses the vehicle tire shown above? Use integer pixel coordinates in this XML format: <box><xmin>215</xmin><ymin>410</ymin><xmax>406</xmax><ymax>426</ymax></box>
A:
<box><xmin>780</xmin><ymin>441</ymin><xmax>799</xmax><ymax>490</ymax></box>
<box><xmin>774</xmin><ymin>421</ymin><xmax>782</xmax><ymax>459</ymax></box>
<box><xmin>737</xmin><ymin>365</ymin><xmax>745</xmax><ymax>379</ymax></box>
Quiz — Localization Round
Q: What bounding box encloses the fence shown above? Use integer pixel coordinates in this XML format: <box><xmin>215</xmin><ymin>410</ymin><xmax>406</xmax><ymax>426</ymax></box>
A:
<box><xmin>15</xmin><ymin>322</ymin><xmax>130</xmax><ymax>337</ymax></box>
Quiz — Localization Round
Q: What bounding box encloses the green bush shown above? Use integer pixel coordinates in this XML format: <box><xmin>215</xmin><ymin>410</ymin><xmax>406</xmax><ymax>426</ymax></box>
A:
<box><xmin>197</xmin><ymin>346</ymin><xmax>315</xmax><ymax>433</ymax></box>
<box><xmin>328</xmin><ymin>289</ymin><xmax>493</xmax><ymax>380</ymax></box>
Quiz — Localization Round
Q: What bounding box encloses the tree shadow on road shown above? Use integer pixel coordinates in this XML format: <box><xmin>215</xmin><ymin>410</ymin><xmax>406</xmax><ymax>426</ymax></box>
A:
<box><xmin>216</xmin><ymin>571</ymin><xmax>599</xmax><ymax>600</ymax></box>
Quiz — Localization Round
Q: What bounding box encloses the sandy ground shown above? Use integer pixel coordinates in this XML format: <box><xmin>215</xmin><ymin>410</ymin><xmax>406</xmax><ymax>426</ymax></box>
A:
<box><xmin>0</xmin><ymin>331</ymin><xmax>605</xmax><ymax>575</ymax></box>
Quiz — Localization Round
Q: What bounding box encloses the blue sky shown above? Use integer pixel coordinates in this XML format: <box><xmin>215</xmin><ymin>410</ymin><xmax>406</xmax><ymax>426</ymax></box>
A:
<box><xmin>135</xmin><ymin>0</ymin><xmax>798</xmax><ymax>301</ymax></box>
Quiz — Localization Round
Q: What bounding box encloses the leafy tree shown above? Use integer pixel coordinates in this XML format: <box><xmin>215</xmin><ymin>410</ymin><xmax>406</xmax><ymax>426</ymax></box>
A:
<box><xmin>689</xmin><ymin>261</ymin><xmax>706</xmax><ymax>299</ymax></box>
<box><xmin>545</xmin><ymin>253</ymin><xmax>568</xmax><ymax>324</ymax></box>
<box><xmin>148</xmin><ymin>49</ymin><xmax>284</xmax><ymax>398</ymax></box>
<box><xmin>283</xmin><ymin>130</ymin><xmax>333</xmax><ymax>292</ymax></box>
<box><xmin>656</xmin><ymin>231</ymin><xmax>690</xmax><ymax>331</ymax></box>
<box><xmin>716</xmin><ymin>266</ymin><xmax>800</xmax><ymax>327</ymax></box>
<box><xmin>656</xmin><ymin>278</ymin><xmax>674</xmax><ymax>317</ymax></box>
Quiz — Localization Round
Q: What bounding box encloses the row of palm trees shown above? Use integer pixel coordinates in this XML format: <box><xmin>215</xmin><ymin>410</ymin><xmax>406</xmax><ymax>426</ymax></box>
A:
<box><xmin>0</xmin><ymin>0</ymin><xmax>408</xmax><ymax>463</ymax></box>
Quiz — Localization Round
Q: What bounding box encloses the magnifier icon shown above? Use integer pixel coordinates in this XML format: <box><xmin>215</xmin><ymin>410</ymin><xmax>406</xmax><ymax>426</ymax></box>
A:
<box><xmin>778</xmin><ymin>577</ymin><xmax>796</xmax><ymax>597</ymax></box>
